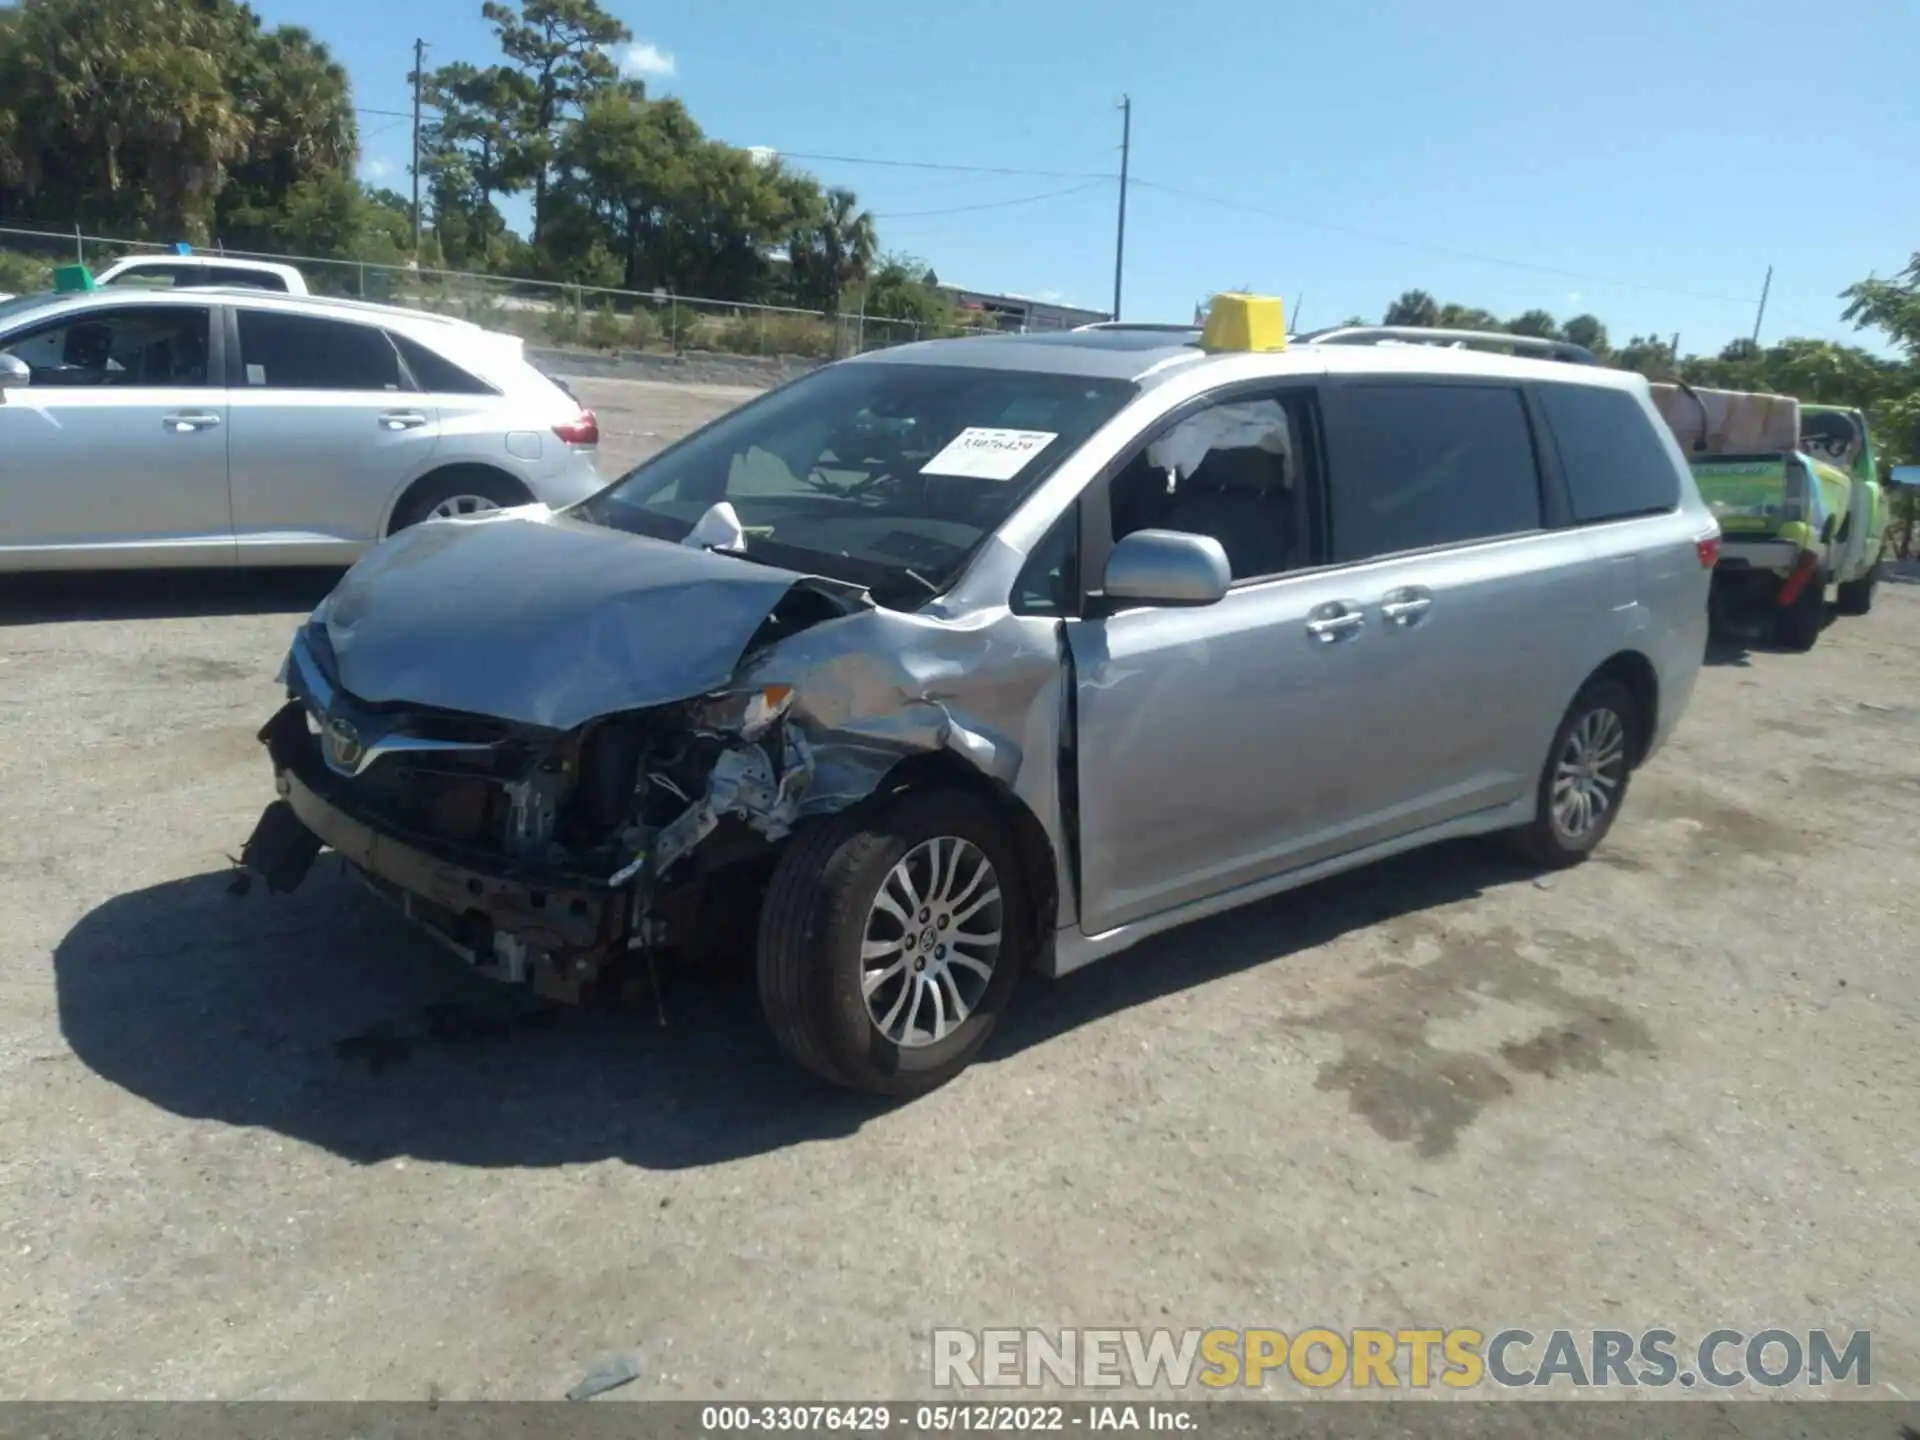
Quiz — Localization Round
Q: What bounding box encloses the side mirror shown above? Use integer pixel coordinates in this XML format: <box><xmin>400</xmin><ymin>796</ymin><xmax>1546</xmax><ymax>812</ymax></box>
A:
<box><xmin>1101</xmin><ymin>528</ymin><xmax>1232</xmax><ymax>608</ymax></box>
<box><xmin>0</xmin><ymin>353</ymin><xmax>29</xmax><ymax>396</ymax></box>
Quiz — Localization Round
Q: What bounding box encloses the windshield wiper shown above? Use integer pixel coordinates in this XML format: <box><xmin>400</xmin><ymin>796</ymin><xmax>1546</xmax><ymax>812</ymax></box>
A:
<box><xmin>871</xmin><ymin>567</ymin><xmax>940</xmax><ymax>605</ymax></box>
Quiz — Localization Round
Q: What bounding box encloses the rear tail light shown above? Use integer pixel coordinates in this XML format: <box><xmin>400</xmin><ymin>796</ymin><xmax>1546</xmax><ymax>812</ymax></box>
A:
<box><xmin>553</xmin><ymin>409</ymin><xmax>599</xmax><ymax>446</ymax></box>
<box><xmin>1695</xmin><ymin>530</ymin><xmax>1721</xmax><ymax>568</ymax></box>
<box><xmin>1780</xmin><ymin>459</ymin><xmax>1808</xmax><ymax>522</ymax></box>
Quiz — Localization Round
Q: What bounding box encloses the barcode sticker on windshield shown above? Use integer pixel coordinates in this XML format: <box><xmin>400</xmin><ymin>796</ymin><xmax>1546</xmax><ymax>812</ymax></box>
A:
<box><xmin>920</xmin><ymin>427</ymin><xmax>1058</xmax><ymax>481</ymax></box>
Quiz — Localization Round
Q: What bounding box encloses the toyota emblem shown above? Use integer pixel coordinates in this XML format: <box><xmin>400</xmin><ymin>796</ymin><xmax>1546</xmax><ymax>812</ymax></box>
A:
<box><xmin>323</xmin><ymin>715</ymin><xmax>365</xmax><ymax>772</ymax></box>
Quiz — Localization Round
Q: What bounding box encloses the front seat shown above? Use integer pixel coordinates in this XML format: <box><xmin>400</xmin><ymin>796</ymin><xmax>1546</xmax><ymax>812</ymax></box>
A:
<box><xmin>1158</xmin><ymin>447</ymin><xmax>1294</xmax><ymax>579</ymax></box>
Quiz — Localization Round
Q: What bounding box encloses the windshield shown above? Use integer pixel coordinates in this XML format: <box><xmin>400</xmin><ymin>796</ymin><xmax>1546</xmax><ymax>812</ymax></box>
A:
<box><xmin>577</xmin><ymin>361</ymin><xmax>1134</xmax><ymax>606</ymax></box>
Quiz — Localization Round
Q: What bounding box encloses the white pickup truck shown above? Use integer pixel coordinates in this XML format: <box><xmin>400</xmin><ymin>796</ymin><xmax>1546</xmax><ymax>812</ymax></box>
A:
<box><xmin>93</xmin><ymin>255</ymin><xmax>310</xmax><ymax>294</ymax></box>
<box><xmin>0</xmin><ymin>256</ymin><xmax>309</xmax><ymax>304</ymax></box>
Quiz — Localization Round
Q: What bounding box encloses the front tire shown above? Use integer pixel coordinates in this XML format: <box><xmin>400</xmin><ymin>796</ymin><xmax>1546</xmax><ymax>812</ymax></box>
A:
<box><xmin>1509</xmin><ymin>679</ymin><xmax>1637</xmax><ymax>869</ymax></box>
<box><xmin>756</xmin><ymin>789</ymin><xmax>1025</xmax><ymax>1097</ymax></box>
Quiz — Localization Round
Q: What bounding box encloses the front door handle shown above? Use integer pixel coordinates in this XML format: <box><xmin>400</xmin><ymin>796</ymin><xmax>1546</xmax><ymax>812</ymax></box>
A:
<box><xmin>1305</xmin><ymin>601</ymin><xmax>1366</xmax><ymax>643</ymax></box>
<box><xmin>163</xmin><ymin>411</ymin><xmax>221</xmax><ymax>433</ymax></box>
<box><xmin>378</xmin><ymin>410</ymin><xmax>429</xmax><ymax>431</ymax></box>
<box><xmin>1380</xmin><ymin>586</ymin><xmax>1434</xmax><ymax>628</ymax></box>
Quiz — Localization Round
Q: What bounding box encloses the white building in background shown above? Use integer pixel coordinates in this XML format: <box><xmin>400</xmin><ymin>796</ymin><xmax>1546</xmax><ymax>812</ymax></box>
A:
<box><xmin>940</xmin><ymin>286</ymin><xmax>1108</xmax><ymax>332</ymax></box>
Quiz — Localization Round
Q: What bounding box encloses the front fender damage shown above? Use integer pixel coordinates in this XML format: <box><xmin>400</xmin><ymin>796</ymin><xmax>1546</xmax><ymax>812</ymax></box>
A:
<box><xmin>636</xmin><ymin>603</ymin><xmax>1051</xmax><ymax>871</ymax></box>
<box><xmin>606</xmin><ymin>601</ymin><xmax>1066</xmax><ymax>974</ymax></box>
<box><xmin>246</xmin><ymin>570</ymin><xmax>1069</xmax><ymax>1003</ymax></box>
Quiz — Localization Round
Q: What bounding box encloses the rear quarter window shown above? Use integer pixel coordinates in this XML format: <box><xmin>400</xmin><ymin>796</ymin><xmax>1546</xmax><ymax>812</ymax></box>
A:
<box><xmin>1537</xmin><ymin>383</ymin><xmax>1681</xmax><ymax>523</ymax></box>
<box><xmin>389</xmin><ymin>331</ymin><xmax>499</xmax><ymax>395</ymax></box>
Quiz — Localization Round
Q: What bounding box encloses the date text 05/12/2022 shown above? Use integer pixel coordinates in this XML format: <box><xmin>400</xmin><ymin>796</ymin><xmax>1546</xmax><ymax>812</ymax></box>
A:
<box><xmin>698</xmin><ymin>1406</ymin><xmax>1193</xmax><ymax>1433</ymax></box>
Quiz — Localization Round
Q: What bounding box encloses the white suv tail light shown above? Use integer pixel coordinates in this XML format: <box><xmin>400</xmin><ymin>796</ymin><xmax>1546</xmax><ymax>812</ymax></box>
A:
<box><xmin>553</xmin><ymin>409</ymin><xmax>599</xmax><ymax>447</ymax></box>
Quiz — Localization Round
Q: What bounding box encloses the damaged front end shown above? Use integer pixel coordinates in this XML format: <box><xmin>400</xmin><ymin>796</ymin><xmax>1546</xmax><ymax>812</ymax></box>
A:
<box><xmin>243</xmin><ymin>619</ymin><xmax>829</xmax><ymax>1003</ymax></box>
<box><xmin>239</xmin><ymin>509</ymin><xmax>1071</xmax><ymax>1009</ymax></box>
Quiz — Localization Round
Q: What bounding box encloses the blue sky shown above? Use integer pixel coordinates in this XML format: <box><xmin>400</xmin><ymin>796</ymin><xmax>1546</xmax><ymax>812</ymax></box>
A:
<box><xmin>254</xmin><ymin>0</ymin><xmax>1920</xmax><ymax>356</ymax></box>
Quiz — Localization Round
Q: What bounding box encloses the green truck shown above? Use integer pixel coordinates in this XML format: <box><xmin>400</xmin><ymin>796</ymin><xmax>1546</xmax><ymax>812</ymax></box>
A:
<box><xmin>1652</xmin><ymin>384</ymin><xmax>1889</xmax><ymax>650</ymax></box>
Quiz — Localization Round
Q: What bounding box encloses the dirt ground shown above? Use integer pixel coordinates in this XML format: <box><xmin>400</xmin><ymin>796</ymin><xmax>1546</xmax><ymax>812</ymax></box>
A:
<box><xmin>0</xmin><ymin>373</ymin><xmax>1915</xmax><ymax>1402</ymax></box>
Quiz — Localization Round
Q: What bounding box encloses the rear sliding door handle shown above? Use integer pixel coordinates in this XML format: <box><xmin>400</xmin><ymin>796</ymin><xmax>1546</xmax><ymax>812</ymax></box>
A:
<box><xmin>1380</xmin><ymin>586</ymin><xmax>1434</xmax><ymax>627</ymax></box>
<box><xmin>1305</xmin><ymin>601</ymin><xmax>1366</xmax><ymax>643</ymax></box>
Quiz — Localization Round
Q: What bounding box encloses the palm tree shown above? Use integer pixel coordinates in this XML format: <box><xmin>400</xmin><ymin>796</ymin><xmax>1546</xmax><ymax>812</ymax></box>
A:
<box><xmin>817</xmin><ymin>186</ymin><xmax>876</xmax><ymax>321</ymax></box>
<box><xmin>1</xmin><ymin>0</ymin><xmax>250</xmax><ymax>236</ymax></box>
<box><xmin>216</xmin><ymin>23</ymin><xmax>357</xmax><ymax>242</ymax></box>
<box><xmin>1383</xmin><ymin>288</ymin><xmax>1438</xmax><ymax>328</ymax></box>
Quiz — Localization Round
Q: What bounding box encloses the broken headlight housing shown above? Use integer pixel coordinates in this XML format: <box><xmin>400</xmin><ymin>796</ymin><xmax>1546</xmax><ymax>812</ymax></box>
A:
<box><xmin>695</xmin><ymin>683</ymin><xmax>795</xmax><ymax>741</ymax></box>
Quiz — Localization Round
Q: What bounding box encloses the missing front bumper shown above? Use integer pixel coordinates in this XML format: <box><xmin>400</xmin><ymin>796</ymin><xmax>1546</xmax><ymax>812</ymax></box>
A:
<box><xmin>246</xmin><ymin>702</ymin><xmax>622</xmax><ymax>962</ymax></box>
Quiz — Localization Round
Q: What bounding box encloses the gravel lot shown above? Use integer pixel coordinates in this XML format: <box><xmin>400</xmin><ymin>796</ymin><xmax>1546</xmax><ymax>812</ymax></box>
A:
<box><xmin>1</xmin><ymin>373</ymin><xmax>1915</xmax><ymax>1402</ymax></box>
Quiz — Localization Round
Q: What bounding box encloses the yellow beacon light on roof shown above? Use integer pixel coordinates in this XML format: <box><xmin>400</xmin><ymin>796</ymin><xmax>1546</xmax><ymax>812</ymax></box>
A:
<box><xmin>1200</xmin><ymin>292</ymin><xmax>1287</xmax><ymax>353</ymax></box>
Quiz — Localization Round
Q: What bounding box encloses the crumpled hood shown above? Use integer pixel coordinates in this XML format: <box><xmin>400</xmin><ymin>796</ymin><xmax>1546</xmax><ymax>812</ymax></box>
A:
<box><xmin>317</xmin><ymin>511</ymin><xmax>819</xmax><ymax>730</ymax></box>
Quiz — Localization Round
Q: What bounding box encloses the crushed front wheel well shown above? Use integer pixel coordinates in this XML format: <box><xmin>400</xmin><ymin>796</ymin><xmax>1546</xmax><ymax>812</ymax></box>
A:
<box><xmin>1584</xmin><ymin>651</ymin><xmax>1659</xmax><ymax>766</ymax></box>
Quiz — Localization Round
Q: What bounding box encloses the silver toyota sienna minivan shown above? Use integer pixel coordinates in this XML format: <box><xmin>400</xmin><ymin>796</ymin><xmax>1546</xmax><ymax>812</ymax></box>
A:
<box><xmin>241</xmin><ymin>302</ymin><xmax>1717</xmax><ymax>1096</ymax></box>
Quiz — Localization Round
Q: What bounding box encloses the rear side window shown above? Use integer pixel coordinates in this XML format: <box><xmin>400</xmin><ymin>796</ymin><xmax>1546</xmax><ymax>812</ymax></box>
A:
<box><xmin>389</xmin><ymin>331</ymin><xmax>497</xmax><ymax>394</ymax></box>
<box><xmin>1537</xmin><ymin>383</ymin><xmax>1681</xmax><ymax>523</ymax></box>
<box><xmin>1324</xmin><ymin>383</ymin><xmax>1543</xmax><ymax>562</ymax></box>
<box><xmin>204</xmin><ymin>266</ymin><xmax>289</xmax><ymax>291</ymax></box>
<box><xmin>236</xmin><ymin>310</ymin><xmax>403</xmax><ymax>391</ymax></box>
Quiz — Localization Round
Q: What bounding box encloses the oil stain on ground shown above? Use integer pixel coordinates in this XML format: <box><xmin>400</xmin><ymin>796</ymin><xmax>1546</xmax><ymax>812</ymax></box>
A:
<box><xmin>1632</xmin><ymin>778</ymin><xmax>1813</xmax><ymax>859</ymax></box>
<box><xmin>1294</xmin><ymin>921</ymin><xmax>1655</xmax><ymax>1159</ymax></box>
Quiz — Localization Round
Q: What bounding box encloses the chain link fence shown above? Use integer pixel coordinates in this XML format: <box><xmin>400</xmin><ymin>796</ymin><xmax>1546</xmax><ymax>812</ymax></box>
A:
<box><xmin>0</xmin><ymin>223</ymin><xmax>1000</xmax><ymax>360</ymax></box>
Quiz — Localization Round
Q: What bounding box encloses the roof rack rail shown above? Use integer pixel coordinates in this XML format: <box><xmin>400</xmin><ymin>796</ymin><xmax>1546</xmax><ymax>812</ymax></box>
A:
<box><xmin>1300</xmin><ymin>325</ymin><xmax>1599</xmax><ymax>366</ymax></box>
<box><xmin>1072</xmin><ymin>320</ymin><xmax>1200</xmax><ymax>333</ymax></box>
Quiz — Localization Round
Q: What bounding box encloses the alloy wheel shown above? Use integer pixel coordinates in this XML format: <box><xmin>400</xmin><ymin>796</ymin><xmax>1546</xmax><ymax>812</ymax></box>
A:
<box><xmin>1551</xmin><ymin>706</ymin><xmax>1628</xmax><ymax>842</ymax></box>
<box><xmin>427</xmin><ymin>494</ymin><xmax>500</xmax><ymax>520</ymax></box>
<box><xmin>861</xmin><ymin>836</ymin><xmax>1003</xmax><ymax>1048</ymax></box>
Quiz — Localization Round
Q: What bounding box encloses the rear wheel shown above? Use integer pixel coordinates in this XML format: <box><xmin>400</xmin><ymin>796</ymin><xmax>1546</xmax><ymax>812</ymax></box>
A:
<box><xmin>1774</xmin><ymin>575</ymin><xmax>1827</xmax><ymax>650</ymax></box>
<box><xmin>388</xmin><ymin>467</ymin><xmax>532</xmax><ymax>534</ymax></box>
<box><xmin>1835</xmin><ymin>564</ymin><xmax>1878</xmax><ymax>617</ymax></box>
<box><xmin>756</xmin><ymin>789</ymin><xmax>1025</xmax><ymax>1097</ymax></box>
<box><xmin>1509</xmin><ymin>679</ymin><xmax>1637</xmax><ymax>869</ymax></box>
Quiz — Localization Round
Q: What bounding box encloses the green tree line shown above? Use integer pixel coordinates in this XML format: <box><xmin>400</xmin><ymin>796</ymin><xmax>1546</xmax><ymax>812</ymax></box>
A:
<box><xmin>0</xmin><ymin>0</ymin><xmax>958</xmax><ymax>328</ymax></box>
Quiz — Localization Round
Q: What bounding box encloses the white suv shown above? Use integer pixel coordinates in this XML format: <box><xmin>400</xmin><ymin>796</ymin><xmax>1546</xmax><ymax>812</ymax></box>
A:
<box><xmin>0</xmin><ymin>288</ymin><xmax>604</xmax><ymax>571</ymax></box>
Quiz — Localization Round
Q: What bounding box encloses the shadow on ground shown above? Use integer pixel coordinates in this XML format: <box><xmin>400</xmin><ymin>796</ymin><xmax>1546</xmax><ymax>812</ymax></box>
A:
<box><xmin>0</xmin><ymin>568</ymin><xmax>344</xmax><ymax>624</ymax></box>
<box><xmin>54</xmin><ymin>839</ymin><xmax>1540</xmax><ymax>1171</ymax></box>
<box><xmin>1703</xmin><ymin>607</ymin><xmax>1837</xmax><ymax>667</ymax></box>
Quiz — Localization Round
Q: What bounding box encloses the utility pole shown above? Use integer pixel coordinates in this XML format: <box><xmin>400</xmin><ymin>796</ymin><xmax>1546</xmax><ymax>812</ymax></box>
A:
<box><xmin>1111</xmin><ymin>94</ymin><xmax>1130</xmax><ymax>322</ymax></box>
<box><xmin>1751</xmin><ymin>264</ymin><xmax>1773</xmax><ymax>346</ymax></box>
<box><xmin>411</xmin><ymin>37</ymin><xmax>428</xmax><ymax>260</ymax></box>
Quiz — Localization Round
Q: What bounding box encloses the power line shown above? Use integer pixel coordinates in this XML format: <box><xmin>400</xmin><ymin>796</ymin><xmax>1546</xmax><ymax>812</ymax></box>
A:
<box><xmin>776</xmin><ymin>150</ymin><xmax>1115</xmax><ymax>181</ymax></box>
<box><xmin>876</xmin><ymin>179</ymin><xmax>1109</xmax><ymax>221</ymax></box>
<box><xmin>1126</xmin><ymin>176</ymin><xmax>1767</xmax><ymax>307</ymax></box>
<box><xmin>355</xmin><ymin>106</ymin><xmax>415</xmax><ymax>119</ymax></box>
